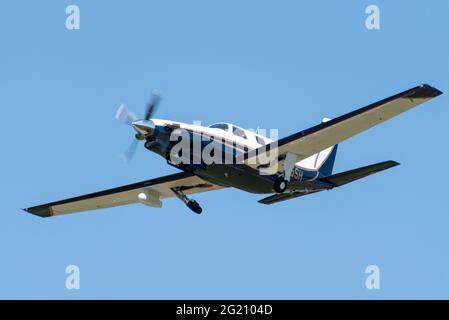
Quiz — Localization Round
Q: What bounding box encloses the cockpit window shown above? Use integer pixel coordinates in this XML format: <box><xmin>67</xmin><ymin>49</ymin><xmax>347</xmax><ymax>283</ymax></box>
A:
<box><xmin>209</xmin><ymin>123</ymin><xmax>229</xmax><ymax>131</ymax></box>
<box><xmin>232</xmin><ymin>126</ymin><xmax>247</xmax><ymax>139</ymax></box>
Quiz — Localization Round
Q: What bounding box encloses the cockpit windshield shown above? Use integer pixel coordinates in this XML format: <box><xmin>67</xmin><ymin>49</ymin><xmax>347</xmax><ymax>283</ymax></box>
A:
<box><xmin>208</xmin><ymin>123</ymin><xmax>229</xmax><ymax>131</ymax></box>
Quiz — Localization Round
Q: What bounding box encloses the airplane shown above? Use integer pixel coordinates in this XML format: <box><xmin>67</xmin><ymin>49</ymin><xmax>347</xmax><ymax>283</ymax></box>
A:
<box><xmin>24</xmin><ymin>84</ymin><xmax>442</xmax><ymax>217</ymax></box>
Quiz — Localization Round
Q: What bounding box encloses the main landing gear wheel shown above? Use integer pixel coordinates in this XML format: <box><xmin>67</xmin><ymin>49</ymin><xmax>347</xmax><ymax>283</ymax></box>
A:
<box><xmin>274</xmin><ymin>176</ymin><xmax>288</xmax><ymax>193</ymax></box>
<box><xmin>187</xmin><ymin>200</ymin><xmax>203</xmax><ymax>214</ymax></box>
<box><xmin>171</xmin><ymin>187</ymin><xmax>203</xmax><ymax>214</ymax></box>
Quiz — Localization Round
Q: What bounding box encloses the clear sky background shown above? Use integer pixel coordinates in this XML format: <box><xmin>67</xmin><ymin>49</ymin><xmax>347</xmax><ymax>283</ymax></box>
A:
<box><xmin>0</xmin><ymin>1</ymin><xmax>448</xmax><ymax>299</ymax></box>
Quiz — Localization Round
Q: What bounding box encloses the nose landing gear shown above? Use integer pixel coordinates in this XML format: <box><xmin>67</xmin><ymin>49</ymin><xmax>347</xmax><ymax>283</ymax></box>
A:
<box><xmin>171</xmin><ymin>187</ymin><xmax>203</xmax><ymax>214</ymax></box>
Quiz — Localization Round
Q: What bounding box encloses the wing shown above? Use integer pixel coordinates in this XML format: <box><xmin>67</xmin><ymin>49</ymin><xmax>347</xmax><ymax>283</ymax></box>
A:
<box><xmin>242</xmin><ymin>84</ymin><xmax>442</xmax><ymax>170</ymax></box>
<box><xmin>24</xmin><ymin>172</ymin><xmax>224</xmax><ymax>217</ymax></box>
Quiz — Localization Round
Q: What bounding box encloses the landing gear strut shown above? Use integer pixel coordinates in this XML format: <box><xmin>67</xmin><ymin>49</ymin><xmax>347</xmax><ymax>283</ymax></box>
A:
<box><xmin>274</xmin><ymin>176</ymin><xmax>288</xmax><ymax>193</ymax></box>
<box><xmin>171</xmin><ymin>187</ymin><xmax>203</xmax><ymax>214</ymax></box>
<box><xmin>273</xmin><ymin>152</ymin><xmax>299</xmax><ymax>193</ymax></box>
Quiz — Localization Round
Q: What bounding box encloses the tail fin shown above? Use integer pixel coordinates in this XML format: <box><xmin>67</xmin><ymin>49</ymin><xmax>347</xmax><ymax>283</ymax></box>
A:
<box><xmin>318</xmin><ymin>117</ymin><xmax>338</xmax><ymax>177</ymax></box>
<box><xmin>295</xmin><ymin>118</ymin><xmax>338</xmax><ymax>176</ymax></box>
<box><xmin>319</xmin><ymin>144</ymin><xmax>338</xmax><ymax>177</ymax></box>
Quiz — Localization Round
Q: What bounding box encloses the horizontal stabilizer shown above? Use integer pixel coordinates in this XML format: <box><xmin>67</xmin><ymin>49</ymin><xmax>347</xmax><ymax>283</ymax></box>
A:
<box><xmin>258</xmin><ymin>160</ymin><xmax>399</xmax><ymax>205</ymax></box>
<box><xmin>258</xmin><ymin>189</ymin><xmax>323</xmax><ymax>205</ymax></box>
<box><xmin>325</xmin><ymin>160</ymin><xmax>399</xmax><ymax>186</ymax></box>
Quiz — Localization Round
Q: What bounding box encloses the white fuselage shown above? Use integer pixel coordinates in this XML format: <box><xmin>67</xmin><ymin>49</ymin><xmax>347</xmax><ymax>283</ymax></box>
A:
<box><xmin>151</xmin><ymin>118</ymin><xmax>333</xmax><ymax>172</ymax></box>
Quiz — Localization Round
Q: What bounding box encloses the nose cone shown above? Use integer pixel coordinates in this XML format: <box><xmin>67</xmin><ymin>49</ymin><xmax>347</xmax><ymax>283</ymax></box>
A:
<box><xmin>132</xmin><ymin>119</ymin><xmax>155</xmax><ymax>136</ymax></box>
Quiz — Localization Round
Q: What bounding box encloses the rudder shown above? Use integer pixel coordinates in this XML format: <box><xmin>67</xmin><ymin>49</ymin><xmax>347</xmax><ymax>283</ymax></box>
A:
<box><xmin>318</xmin><ymin>144</ymin><xmax>338</xmax><ymax>177</ymax></box>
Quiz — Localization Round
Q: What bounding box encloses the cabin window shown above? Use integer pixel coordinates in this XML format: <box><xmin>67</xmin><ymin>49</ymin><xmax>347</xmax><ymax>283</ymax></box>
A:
<box><xmin>232</xmin><ymin>126</ymin><xmax>247</xmax><ymax>139</ymax></box>
<box><xmin>209</xmin><ymin>123</ymin><xmax>229</xmax><ymax>131</ymax></box>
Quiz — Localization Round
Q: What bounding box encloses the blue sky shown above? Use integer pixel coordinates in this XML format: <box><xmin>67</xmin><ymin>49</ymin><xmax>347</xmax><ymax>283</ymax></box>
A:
<box><xmin>1</xmin><ymin>1</ymin><xmax>448</xmax><ymax>299</ymax></box>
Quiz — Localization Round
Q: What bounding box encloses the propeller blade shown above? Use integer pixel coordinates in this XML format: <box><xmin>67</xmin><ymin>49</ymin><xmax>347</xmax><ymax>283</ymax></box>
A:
<box><xmin>120</xmin><ymin>139</ymin><xmax>139</xmax><ymax>163</ymax></box>
<box><xmin>144</xmin><ymin>90</ymin><xmax>162</xmax><ymax>120</ymax></box>
<box><xmin>116</xmin><ymin>90</ymin><xmax>161</xmax><ymax>163</ymax></box>
<box><xmin>116</xmin><ymin>104</ymin><xmax>137</xmax><ymax>125</ymax></box>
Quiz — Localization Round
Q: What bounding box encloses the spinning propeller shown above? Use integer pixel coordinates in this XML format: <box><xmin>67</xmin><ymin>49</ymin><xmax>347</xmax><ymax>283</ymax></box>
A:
<box><xmin>115</xmin><ymin>90</ymin><xmax>162</xmax><ymax>162</ymax></box>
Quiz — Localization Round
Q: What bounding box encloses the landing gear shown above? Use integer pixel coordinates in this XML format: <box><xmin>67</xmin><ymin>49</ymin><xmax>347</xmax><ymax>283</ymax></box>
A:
<box><xmin>187</xmin><ymin>200</ymin><xmax>203</xmax><ymax>214</ymax></box>
<box><xmin>171</xmin><ymin>187</ymin><xmax>203</xmax><ymax>214</ymax></box>
<box><xmin>274</xmin><ymin>176</ymin><xmax>288</xmax><ymax>193</ymax></box>
<box><xmin>273</xmin><ymin>152</ymin><xmax>299</xmax><ymax>193</ymax></box>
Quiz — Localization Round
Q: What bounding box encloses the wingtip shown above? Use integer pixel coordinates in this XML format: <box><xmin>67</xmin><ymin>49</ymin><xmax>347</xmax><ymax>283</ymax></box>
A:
<box><xmin>387</xmin><ymin>160</ymin><xmax>401</xmax><ymax>167</ymax></box>
<box><xmin>417</xmin><ymin>84</ymin><xmax>443</xmax><ymax>98</ymax></box>
<box><xmin>22</xmin><ymin>205</ymin><xmax>53</xmax><ymax>217</ymax></box>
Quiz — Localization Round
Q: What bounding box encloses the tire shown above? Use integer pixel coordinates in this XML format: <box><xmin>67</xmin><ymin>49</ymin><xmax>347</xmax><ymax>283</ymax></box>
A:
<box><xmin>187</xmin><ymin>200</ymin><xmax>203</xmax><ymax>214</ymax></box>
<box><xmin>273</xmin><ymin>177</ymin><xmax>287</xmax><ymax>193</ymax></box>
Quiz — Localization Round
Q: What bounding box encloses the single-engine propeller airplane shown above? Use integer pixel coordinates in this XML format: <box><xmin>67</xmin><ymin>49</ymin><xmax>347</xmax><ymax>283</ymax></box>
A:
<box><xmin>24</xmin><ymin>84</ymin><xmax>442</xmax><ymax>217</ymax></box>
